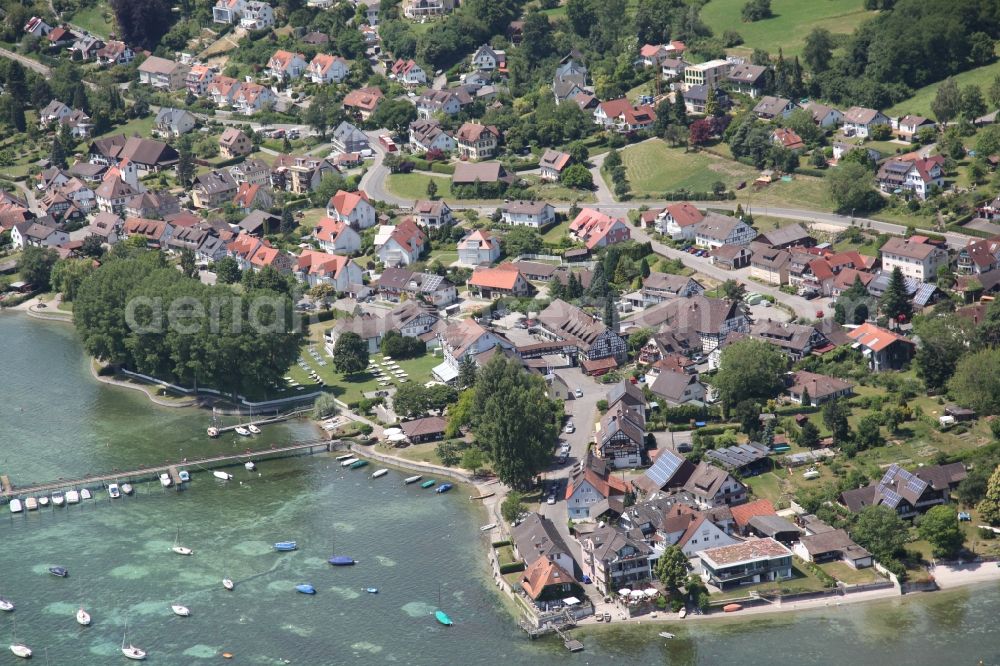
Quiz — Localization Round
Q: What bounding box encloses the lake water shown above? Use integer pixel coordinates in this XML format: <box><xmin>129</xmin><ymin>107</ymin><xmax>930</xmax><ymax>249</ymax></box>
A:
<box><xmin>2</xmin><ymin>311</ymin><xmax>1000</xmax><ymax>665</ymax></box>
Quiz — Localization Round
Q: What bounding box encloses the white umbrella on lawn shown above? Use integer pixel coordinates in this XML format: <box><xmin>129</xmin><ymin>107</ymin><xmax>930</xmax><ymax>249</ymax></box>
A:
<box><xmin>618</xmin><ymin>588</ymin><xmax>631</xmax><ymax>596</ymax></box>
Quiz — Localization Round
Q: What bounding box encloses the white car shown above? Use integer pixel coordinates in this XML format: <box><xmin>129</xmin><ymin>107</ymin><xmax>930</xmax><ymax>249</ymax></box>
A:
<box><xmin>564</xmin><ymin>423</ymin><xmax>575</xmax><ymax>433</ymax></box>
<box><xmin>546</xmin><ymin>495</ymin><xmax>556</xmax><ymax>505</ymax></box>
<box><xmin>574</xmin><ymin>388</ymin><xmax>583</xmax><ymax>398</ymax></box>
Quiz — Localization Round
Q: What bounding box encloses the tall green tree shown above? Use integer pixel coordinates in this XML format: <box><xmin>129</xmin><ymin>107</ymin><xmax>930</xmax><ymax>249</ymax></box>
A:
<box><xmin>931</xmin><ymin>77</ymin><xmax>962</xmax><ymax>124</ymax></box>
<box><xmin>978</xmin><ymin>464</ymin><xmax>1000</xmax><ymax>525</ymax></box>
<box><xmin>852</xmin><ymin>505</ymin><xmax>909</xmax><ymax>562</ymax></box>
<box><xmin>802</xmin><ymin>28</ymin><xmax>834</xmax><ymax>73</ymax></box>
<box><xmin>821</xmin><ymin>398</ymin><xmax>851</xmax><ymax>444</ymax></box>
<box><xmin>917</xmin><ymin>505</ymin><xmax>965</xmax><ymax>559</ymax></box>
<box><xmin>214</xmin><ymin>257</ymin><xmax>241</xmax><ymax>284</ymax></box>
<box><xmin>17</xmin><ymin>246</ymin><xmax>59</xmax><ymax>290</ymax></box>
<box><xmin>654</xmin><ymin>546</ymin><xmax>689</xmax><ymax>593</ymax></box>
<box><xmin>834</xmin><ymin>274</ymin><xmax>873</xmax><ymax>325</ymax></box>
<box><xmin>795</xmin><ymin>419</ymin><xmax>820</xmax><ymax>448</ymax></box>
<box><xmin>879</xmin><ymin>267</ymin><xmax>912</xmax><ymax>323</ymax></box>
<box><xmin>948</xmin><ymin>349</ymin><xmax>1000</xmax><ymax>415</ymax></box>
<box><xmin>714</xmin><ymin>339</ymin><xmax>787</xmax><ymax>409</ymax></box>
<box><xmin>332</xmin><ymin>332</ymin><xmax>369</xmax><ymax>376</ymax></box>
<box><xmin>913</xmin><ymin>315</ymin><xmax>977</xmax><ymax>390</ymax></box>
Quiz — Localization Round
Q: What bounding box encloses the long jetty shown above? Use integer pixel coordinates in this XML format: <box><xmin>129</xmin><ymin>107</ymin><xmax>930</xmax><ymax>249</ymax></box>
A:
<box><xmin>0</xmin><ymin>439</ymin><xmax>345</xmax><ymax>501</ymax></box>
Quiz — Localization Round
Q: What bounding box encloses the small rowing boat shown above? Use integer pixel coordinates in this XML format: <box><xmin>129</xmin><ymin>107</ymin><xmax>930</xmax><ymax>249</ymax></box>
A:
<box><xmin>364</xmin><ymin>587</ymin><xmax>378</xmax><ymax>594</ymax></box>
<box><xmin>349</xmin><ymin>459</ymin><xmax>369</xmax><ymax>470</ymax></box>
<box><xmin>8</xmin><ymin>499</ymin><xmax>22</xmax><ymax>514</ymax></box>
<box><xmin>295</xmin><ymin>584</ymin><xmax>316</xmax><ymax>595</ymax></box>
<box><xmin>121</xmin><ymin>483</ymin><xmax>134</xmax><ymax>495</ymax></box>
<box><xmin>222</xmin><ymin>578</ymin><xmax>234</xmax><ymax>591</ymax></box>
<box><xmin>435</xmin><ymin>483</ymin><xmax>453</xmax><ymax>494</ymax></box>
<box><xmin>420</xmin><ymin>479</ymin><xmax>436</xmax><ymax>489</ymax></box>
<box><xmin>328</xmin><ymin>555</ymin><xmax>356</xmax><ymax>566</ymax></box>
<box><xmin>434</xmin><ymin>610</ymin><xmax>453</xmax><ymax>626</ymax></box>
<box><xmin>469</xmin><ymin>492</ymin><xmax>495</xmax><ymax>500</ymax></box>
<box><xmin>213</xmin><ymin>471</ymin><xmax>232</xmax><ymax>481</ymax></box>
<box><xmin>659</xmin><ymin>631</ymin><xmax>674</xmax><ymax>639</ymax></box>
<box><xmin>234</xmin><ymin>427</ymin><xmax>251</xmax><ymax>437</ymax></box>
<box><xmin>274</xmin><ymin>541</ymin><xmax>298</xmax><ymax>552</ymax></box>
<box><xmin>404</xmin><ymin>475</ymin><xmax>422</xmax><ymax>484</ymax></box>
<box><xmin>38</xmin><ymin>496</ymin><xmax>49</xmax><ymax>508</ymax></box>
<box><xmin>371</xmin><ymin>469</ymin><xmax>388</xmax><ymax>479</ymax></box>
<box><xmin>340</xmin><ymin>457</ymin><xmax>359</xmax><ymax>467</ymax></box>
<box><xmin>80</xmin><ymin>489</ymin><xmax>92</xmax><ymax>500</ymax></box>
<box><xmin>245</xmin><ymin>461</ymin><xmax>256</xmax><ymax>471</ymax></box>
<box><xmin>479</xmin><ymin>523</ymin><xmax>497</xmax><ymax>532</ymax></box>
<box><xmin>49</xmin><ymin>567</ymin><xmax>69</xmax><ymax>578</ymax></box>
<box><xmin>247</xmin><ymin>424</ymin><xmax>261</xmax><ymax>435</ymax></box>
<box><xmin>336</xmin><ymin>454</ymin><xmax>354</xmax><ymax>461</ymax></box>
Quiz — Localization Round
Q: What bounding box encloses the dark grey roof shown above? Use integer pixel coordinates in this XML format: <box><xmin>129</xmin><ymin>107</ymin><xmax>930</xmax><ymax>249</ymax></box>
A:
<box><xmin>704</xmin><ymin>442</ymin><xmax>770</xmax><ymax>471</ymax></box>
<box><xmin>746</xmin><ymin>514</ymin><xmax>800</xmax><ymax>537</ymax></box>
<box><xmin>512</xmin><ymin>513</ymin><xmax>572</xmax><ymax>567</ymax></box>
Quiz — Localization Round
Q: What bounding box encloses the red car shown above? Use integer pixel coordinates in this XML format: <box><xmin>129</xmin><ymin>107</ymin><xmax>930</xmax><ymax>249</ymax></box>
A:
<box><xmin>815</xmin><ymin>310</ymin><xmax>825</xmax><ymax>319</ymax></box>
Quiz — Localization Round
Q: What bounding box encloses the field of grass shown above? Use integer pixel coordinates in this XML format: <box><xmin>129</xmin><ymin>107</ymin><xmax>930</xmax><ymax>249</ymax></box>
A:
<box><xmin>621</xmin><ymin>140</ymin><xmax>759</xmax><ymax>196</ymax></box>
<box><xmin>524</xmin><ymin>175</ymin><xmax>597</xmax><ymax>203</ymax></box>
<box><xmin>95</xmin><ymin>115</ymin><xmax>156</xmax><ymax>141</ymax></box>
<box><xmin>819</xmin><ymin>561</ymin><xmax>882</xmax><ymax>585</ymax></box>
<box><xmin>386</xmin><ymin>173</ymin><xmax>454</xmax><ymax>200</ymax></box>
<box><xmin>887</xmin><ymin>60</ymin><xmax>1000</xmax><ymax>118</ymax></box>
<box><xmin>700</xmin><ymin>0</ymin><xmax>876</xmax><ymax>59</ymax></box>
<box><xmin>541</xmin><ymin>221</ymin><xmax>571</xmax><ymax>244</ymax></box>
<box><xmin>68</xmin><ymin>4</ymin><xmax>114</xmax><ymax>39</ymax></box>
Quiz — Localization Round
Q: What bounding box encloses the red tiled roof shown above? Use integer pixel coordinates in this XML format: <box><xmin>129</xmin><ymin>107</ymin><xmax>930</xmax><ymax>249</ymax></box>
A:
<box><xmin>729</xmin><ymin>499</ymin><xmax>776</xmax><ymax>530</ymax></box>
<box><xmin>329</xmin><ymin>190</ymin><xmax>370</xmax><ymax>216</ymax></box>
<box><xmin>468</xmin><ymin>264</ymin><xmax>523</xmax><ymax>290</ymax></box>
<box><xmin>847</xmin><ymin>322</ymin><xmax>913</xmax><ymax>352</ymax></box>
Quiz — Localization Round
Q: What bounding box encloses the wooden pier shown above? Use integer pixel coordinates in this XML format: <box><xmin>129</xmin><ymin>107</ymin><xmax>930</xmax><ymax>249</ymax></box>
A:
<box><xmin>215</xmin><ymin>414</ymin><xmax>293</xmax><ymax>434</ymax></box>
<box><xmin>1</xmin><ymin>439</ymin><xmax>346</xmax><ymax>501</ymax></box>
<box><xmin>0</xmin><ymin>475</ymin><xmax>10</xmax><ymax>494</ymax></box>
<box><xmin>555</xmin><ymin>627</ymin><xmax>584</xmax><ymax>652</ymax></box>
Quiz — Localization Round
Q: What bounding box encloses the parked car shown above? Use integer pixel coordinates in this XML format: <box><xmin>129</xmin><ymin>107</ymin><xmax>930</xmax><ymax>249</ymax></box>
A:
<box><xmin>546</xmin><ymin>494</ymin><xmax>556</xmax><ymax>505</ymax></box>
<box><xmin>815</xmin><ymin>310</ymin><xmax>824</xmax><ymax>319</ymax></box>
<box><xmin>574</xmin><ymin>388</ymin><xmax>583</xmax><ymax>398</ymax></box>
<box><xmin>564</xmin><ymin>422</ymin><xmax>575</xmax><ymax>434</ymax></box>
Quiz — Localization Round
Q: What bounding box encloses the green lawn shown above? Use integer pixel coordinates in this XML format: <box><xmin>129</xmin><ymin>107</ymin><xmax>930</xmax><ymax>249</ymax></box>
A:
<box><xmin>712</xmin><ymin>560</ymin><xmax>831</xmax><ymax>600</ymax></box>
<box><xmin>523</xmin><ymin>175</ymin><xmax>597</xmax><ymax>203</ymax></box>
<box><xmin>621</xmin><ymin>140</ymin><xmax>759</xmax><ymax>196</ymax></box>
<box><xmin>747</xmin><ymin>472</ymin><xmax>783</xmax><ymax>504</ymax></box>
<box><xmin>68</xmin><ymin>4</ymin><xmax>114</xmax><ymax>39</ymax></box>
<box><xmin>887</xmin><ymin>60</ymin><xmax>1000</xmax><ymax>118</ymax></box>
<box><xmin>277</xmin><ymin>348</ymin><xmax>442</xmax><ymax>406</ymax></box>
<box><xmin>700</xmin><ymin>0</ymin><xmax>876</xmax><ymax>59</ymax></box>
<box><xmin>386</xmin><ymin>173</ymin><xmax>454</xmax><ymax>200</ymax></box>
<box><xmin>819</xmin><ymin>561</ymin><xmax>882</xmax><ymax>585</ymax></box>
<box><xmin>94</xmin><ymin>116</ymin><xmax>156</xmax><ymax>141</ymax></box>
<box><xmin>426</xmin><ymin>248</ymin><xmax>459</xmax><ymax>265</ymax></box>
<box><xmin>541</xmin><ymin>220</ymin><xmax>571</xmax><ymax>244</ymax></box>
<box><xmin>298</xmin><ymin>207</ymin><xmax>327</xmax><ymax>230</ymax></box>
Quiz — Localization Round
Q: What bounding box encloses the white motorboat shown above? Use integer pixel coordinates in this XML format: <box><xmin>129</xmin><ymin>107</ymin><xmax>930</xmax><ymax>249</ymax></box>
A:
<box><xmin>108</xmin><ymin>483</ymin><xmax>121</xmax><ymax>499</ymax></box>
<box><xmin>24</xmin><ymin>498</ymin><xmax>37</xmax><ymax>511</ymax></box>
<box><xmin>213</xmin><ymin>471</ymin><xmax>232</xmax><ymax>481</ymax></box>
<box><xmin>0</xmin><ymin>598</ymin><xmax>13</xmax><ymax>612</ymax></box>
<box><xmin>404</xmin><ymin>475</ymin><xmax>422</xmax><ymax>484</ymax></box>
<box><xmin>245</xmin><ymin>461</ymin><xmax>256</xmax><ymax>471</ymax></box>
<box><xmin>335</xmin><ymin>454</ymin><xmax>353</xmax><ymax>461</ymax></box>
<box><xmin>234</xmin><ymin>427</ymin><xmax>251</xmax><ymax>437</ymax></box>
<box><xmin>678</xmin><ymin>608</ymin><xmax>687</xmax><ymax>619</ymax></box>
<box><xmin>80</xmin><ymin>489</ymin><xmax>92</xmax><ymax>500</ymax></box>
<box><xmin>171</xmin><ymin>604</ymin><xmax>190</xmax><ymax>617</ymax></box>
<box><xmin>371</xmin><ymin>469</ymin><xmax>388</xmax><ymax>479</ymax></box>
<box><xmin>121</xmin><ymin>619</ymin><xmax>146</xmax><ymax>661</ymax></box>
<box><xmin>9</xmin><ymin>499</ymin><xmax>23</xmax><ymax>514</ymax></box>
<box><xmin>121</xmin><ymin>483</ymin><xmax>134</xmax><ymax>495</ymax></box>
<box><xmin>659</xmin><ymin>631</ymin><xmax>675</xmax><ymax>639</ymax></box>
<box><xmin>76</xmin><ymin>608</ymin><xmax>91</xmax><ymax>626</ymax></box>
<box><xmin>178</xmin><ymin>471</ymin><xmax>190</xmax><ymax>482</ymax></box>
<box><xmin>66</xmin><ymin>490</ymin><xmax>80</xmax><ymax>504</ymax></box>
<box><xmin>159</xmin><ymin>473</ymin><xmax>172</xmax><ymax>488</ymax></box>
<box><xmin>52</xmin><ymin>492</ymin><xmax>65</xmax><ymax>507</ymax></box>
<box><xmin>248</xmin><ymin>424</ymin><xmax>261</xmax><ymax>435</ymax></box>
<box><xmin>9</xmin><ymin>644</ymin><xmax>31</xmax><ymax>659</ymax></box>
<box><xmin>480</xmin><ymin>523</ymin><xmax>497</xmax><ymax>532</ymax></box>
<box><xmin>172</xmin><ymin>529</ymin><xmax>193</xmax><ymax>556</ymax></box>
<box><xmin>38</xmin><ymin>496</ymin><xmax>49</xmax><ymax>508</ymax></box>
<box><xmin>222</xmin><ymin>578</ymin><xmax>234</xmax><ymax>591</ymax></box>
<box><xmin>340</xmin><ymin>457</ymin><xmax>359</xmax><ymax>467</ymax></box>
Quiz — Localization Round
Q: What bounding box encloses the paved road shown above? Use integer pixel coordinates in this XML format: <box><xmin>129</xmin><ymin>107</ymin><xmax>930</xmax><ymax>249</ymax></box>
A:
<box><xmin>359</xmin><ymin>131</ymin><xmax>410</xmax><ymax>207</ymax></box>
<box><xmin>588</xmin><ymin>151</ymin><xmax>614</xmax><ymax>205</ymax></box>
<box><xmin>0</xmin><ymin>47</ymin><xmax>50</xmax><ymax>76</ymax></box>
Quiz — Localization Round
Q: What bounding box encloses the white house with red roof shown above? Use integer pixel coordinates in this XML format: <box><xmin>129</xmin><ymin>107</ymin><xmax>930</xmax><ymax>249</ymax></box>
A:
<box><xmin>307</xmin><ymin>54</ymin><xmax>349</xmax><ymax>84</ymax></box>
<box><xmin>875</xmin><ymin>155</ymin><xmax>944</xmax><ymax>200</ymax></box>
<box><xmin>457</xmin><ymin>229</ymin><xmax>501</xmax><ymax>265</ymax></box>
<box><xmin>879</xmin><ymin>236</ymin><xmax>948</xmax><ymax>281</ymax></box>
<box><xmin>23</xmin><ymin>17</ymin><xmax>52</xmax><ymax>37</ymax></box>
<box><xmin>232</xmin><ymin>182</ymin><xmax>272</xmax><ymax>213</ymax></box>
<box><xmin>185</xmin><ymin>64</ymin><xmax>217</xmax><ymax>96</ymax></box>
<box><xmin>539</xmin><ymin>149</ymin><xmax>572</xmax><ymax>181</ymax></box>
<box><xmin>326</xmin><ymin>190</ymin><xmax>376</xmax><ymax>229</ymax></box>
<box><xmin>208</xmin><ymin>76</ymin><xmax>242</xmax><ymax>108</ymax></box>
<box><xmin>313</xmin><ymin>217</ymin><xmax>362</xmax><ymax>254</ymax></box>
<box><xmin>455</xmin><ymin>122</ymin><xmax>500</xmax><ymax>160</ymax></box>
<box><xmin>249</xmin><ymin>244</ymin><xmax>295</xmax><ymax>274</ymax></box>
<box><xmin>376</xmin><ymin>218</ymin><xmax>427</xmax><ymax>266</ymax></box>
<box><xmin>846</xmin><ymin>322</ymin><xmax>916</xmax><ymax>371</ymax></box>
<box><xmin>842</xmin><ymin>106</ymin><xmax>890</xmax><ymax>138</ymax></box>
<box><xmin>95</xmin><ymin>40</ymin><xmax>134</xmax><ymax>67</ymax></box>
<box><xmin>593</xmin><ymin>98</ymin><xmax>657</xmax><ymax>132</ymax></box>
<box><xmin>295</xmin><ymin>249</ymin><xmax>363</xmax><ymax>290</ymax></box>
<box><xmin>772</xmin><ymin>127</ymin><xmax>805</xmax><ymax>152</ymax></box>
<box><xmin>654</xmin><ymin>201</ymin><xmax>705</xmax><ymax>240</ymax></box>
<box><xmin>343</xmin><ymin>87</ymin><xmax>384</xmax><ymax>120</ymax></box>
<box><xmin>467</xmin><ymin>264</ymin><xmax>532</xmax><ymax>298</ymax></box>
<box><xmin>233</xmin><ymin>83</ymin><xmax>276</xmax><ymax>115</ymax></box>
<box><xmin>267</xmin><ymin>50</ymin><xmax>307</xmax><ymax>80</ymax></box>
<box><xmin>390</xmin><ymin>58</ymin><xmax>426</xmax><ymax>85</ymax></box>
<box><xmin>568</xmin><ymin>208</ymin><xmax>631</xmax><ymax>249</ymax></box>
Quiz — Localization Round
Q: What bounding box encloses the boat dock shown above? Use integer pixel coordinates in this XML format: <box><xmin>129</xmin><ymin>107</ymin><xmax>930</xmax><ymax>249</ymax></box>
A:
<box><xmin>0</xmin><ymin>475</ymin><xmax>10</xmax><ymax>494</ymax></box>
<box><xmin>555</xmin><ymin>627</ymin><xmax>584</xmax><ymax>653</ymax></box>
<box><xmin>1</xmin><ymin>439</ymin><xmax>346</xmax><ymax>501</ymax></box>
<box><xmin>215</xmin><ymin>414</ymin><xmax>293</xmax><ymax>434</ymax></box>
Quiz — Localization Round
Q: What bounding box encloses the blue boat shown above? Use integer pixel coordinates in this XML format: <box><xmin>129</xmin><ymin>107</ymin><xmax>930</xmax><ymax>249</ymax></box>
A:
<box><xmin>295</xmin><ymin>584</ymin><xmax>316</xmax><ymax>595</ymax></box>
<box><xmin>435</xmin><ymin>483</ymin><xmax>453</xmax><ymax>494</ymax></box>
<box><xmin>274</xmin><ymin>541</ymin><xmax>298</xmax><ymax>551</ymax></box>
<box><xmin>328</xmin><ymin>555</ymin><xmax>356</xmax><ymax>566</ymax></box>
<box><xmin>435</xmin><ymin>610</ymin><xmax>453</xmax><ymax>626</ymax></box>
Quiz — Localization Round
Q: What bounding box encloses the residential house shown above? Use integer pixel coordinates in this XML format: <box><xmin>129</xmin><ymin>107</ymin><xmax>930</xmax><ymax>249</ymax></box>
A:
<box><xmin>23</xmin><ymin>16</ymin><xmax>52</xmax><ymax>37</ymax></box>
<box><xmin>840</xmin><ymin>463</ymin><xmax>966</xmax><ymax>518</ymax></box>
<box><xmin>213</xmin><ymin>0</ymin><xmax>245</xmax><ymax>23</ymax></box>
<box><xmin>82</xmin><ymin>211</ymin><xmax>121</xmax><ymax>245</ymax></box>
<box><xmin>832</xmin><ymin>141</ymin><xmax>882</xmax><ymax>163</ymax></box>
<box><xmin>748</xmin><ymin>320</ymin><xmax>828</xmax><ymax>360</ymax></box>
<box><xmin>218</xmin><ymin>128</ymin><xmax>252</xmax><ymax>159</ymax></box>
<box><xmin>324</xmin><ymin>312</ymin><xmax>383</xmax><ymax>354</ymax></box>
<box><xmin>271</xmin><ymin>155</ymin><xmax>336</xmax><ymax>194</ymax></box>
<box><xmin>343</xmin><ymin>87</ymin><xmax>384</xmax><ymax>121</ymax></box>
<box><xmin>301</xmin><ymin>30</ymin><xmax>329</xmax><ymax>44</ymax></box>
<box><xmin>94</xmin><ymin>167</ymin><xmax>139</xmax><ymax>214</ymax></box>
<box><xmin>208</xmin><ymin>76</ymin><xmax>242</xmax><ymax>108</ymax></box>
<box><xmin>451</xmin><ymin>162</ymin><xmax>512</xmax><ymax>187</ymax></box>
<box><xmin>772</xmin><ymin>127</ymin><xmax>806</xmax><ymax>152</ymax></box>
<box><xmin>596</xmin><ymin>401</ymin><xmax>646</xmax><ymax>469</ymax></box>
<box><xmin>38</xmin><ymin>100</ymin><xmax>73</xmax><ymax>128</ymax></box>
<box><xmin>568</xmin><ymin>208</ymin><xmax>631</xmax><ymax>250</ymax></box>
<box><xmin>402</xmin><ymin>0</ymin><xmax>456</xmax><ymax>19</ymax></box>
<box><xmin>189</xmin><ymin>170</ymin><xmax>236</xmax><ymax>209</ymax></box>
<box><xmin>801</xmin><ymin>102</ymin><xmax>843</xmax><ymax>128</ymax></box>
<box><xmin>650</xmin><ymin>370</ymin><xmax>706</xmax><ymax>407</ymax></box>
<box><xmin>753</xmin><ymin>96</ymin><xmax>796</xmax><ymax>121</ymax></box>
<box><xmin>634</xmin><ymin>295</ymin><xmax>749</xmax><ymax>353</ymax></box>
<box><xmin>565</xmin><ymin>453</ymin><xmax>628</xmax><ymax>519</ymax></box>
<box><xmin>654</xmin><ymin>201</ymin><xmax>705</xmax><ymax>240</ymax></box>
<box><xmin>681</xmin><ymin>84</ymin><xmax>720</xmax><ymax>114</ymax></box>
<box><xmin>580</xmin><ymin>526</ymin><xmax>652</xmax><ymax>595</ymax></box>
<box><xmin>138</xmin><ymin>56</ymin><xmax>189</xmax><ymax>90</ymax></box>
<box><xmin>639</xmin><ymin>44</ymin><xmax>673</xmax><ymax>68</ymax></box>
<box><xmin>698</xmin><ymin>538</ymin><xmax>793</xmax><ymax>589</ymax></box>
<box><xmin>879</xmin><ymin>236</ymin><xmax>949</xmax><ymax>281</ymax></box>
<box><xmin>233</xmin><ymin>83</ymin><xmax>276</xmax><ymax>115</ymax></box>
<box><xmin>394</xmin><ymin>272</ymin><xmax>457</xmax><ymax>307</ymax></box>
<box><xmin>376</xmin><ymin>218</ymin><xmax>427</xmax><ymax>266</ymax></box>
<box><xmin>682</xmin><ymin>460</ymin><xmax>747</xmax><ymax>509</ymax></box>
<box><xmin>512</xmin><ymin>513</ymin><xmax>576</xmax><ymax>574</ymax></box>
<box><xmin>455</xmin><ymin>123</ymin><xmax>500</xmax><ymax>160</ymax></box>
<box><xmin>123</xmin><ymin>190</ymin><xmax>179</xmax><ymax>219</ymax></box>
<box><xmin>122</xmin><ymin>216</ymin><xmax>173</xmax><ymax>246</ymax></box>
<box><xmin>314</xmin><ymin>217</ymin><xmax>362</xmax><ymax>254</ymax></box>
<box><xmin>787</xmin><ymin>370</ymin><xmax>854</xmax><ymax>405</ymax></box>
<box><xmin>539</xmin><ymin>149</ymin><xmax>572</xmax><ymax>181</ymax></box>
<box><xmin>327</xmin><ymin>190</ymin><xmax>376</xmax><ymax>229</ymax></box>
<box><xmin>308</xmin><ymin>54</ymin><xmax>349</xmax><ymax>84</ymax></box>
<box><xmin>729</xmin><ymin>499</ymin><xmax>778</xmax><ymax>536</ymax></box>
<box><xmin>593</xmin><ymin>98</ymin><xmax>656</xmax><ymax>132</ymax></box>
<box><xmin>295</xmin><ymin>249</ymin><xmax>363</xmax><ymax>291</ymax></box>
<box><xmin>400</xmin><ymin>416</ymin><xmax>447</xmax><ymax>444</ymax></box>
<box><xmin>693</xmin><ymin>212</ymin><xmax>755</xmax><ymax>249</ymax></box>
<box><xmin>607</xmin><ymin>381</ymin><xmax>647</xmax><ymax>419</ymax></box>
<box><xmin>471</xmin><ymin>44</ymin><xmax>505</xmax><ymax>72</ymax></box>
<box><xmin>412</xmin><ymin>200</ymin><xmax>453</xmax><ymax>230</ymax></box>
<box><xmin>957</xmin><ymin>235</ymin><xmax>1000</xmax><ymax>274</ymax></box>
<box><xmin>842</xmin><ymin>106</ymin><xmax>890</xmax><ymax>138</ymax></box>
<box><xmin>756</xmin><ymin>223</ymin><xmax>815</xmax><ymax>249</ymax></box>
<box><xmin>709</xmin><ymin>244</ymin><xmax>751</xmax><ymax>270</ymax></box>
<box><xmin>433</xmin><ymin>318</ymin><xmax>513</xmax><ymax>382</ymax></box>
<box><xmin>749</xmin><ymin>245</ymin><xmax>791</xmax><ymax>285</ymax></box>
<box><xmin>95</xmin><ymin>40</ymin><xmax>134</xmax><ymax>67</ymax></box>
<box><xmin>467</xmin><ymin>264</ymin><xmax>532</xmax><ymax>297</ymax></box>
<box><xmin>416</xmin><ymin>88</ymin><xmax>471</xmax><ymax>118</ymax></box>
<box><xmin>793</xmin><ymin>520</ymin><xmax>872</xmax><ymax>570</ymax></box>
<box><xmin>153</xmin><ymin>107</ymin><xmax>197</xmax><ymax>137</ymax></box>
<box><xmin>239</xmin><ymin>1</ymin><xmax>274</xmax><ymax>29</ymax></box>
<box><xmin>331</xmin><ymin>121</ymin><xmax>369</xmax><ymax>154</ymax></box>
<box><xmin>536</xmin><ymin>298</ymin><xmax>628</xmax><ymax>364</ymax></box>
<box><xmin>229</xmin><ymin>157</ymin><xmax>271</xmax><ymax>186</ymax></box>
<box><xmin>553</xmin><ymin>59</ymin><xmax>588</xmax><ymax>104</ymax></box>
<box><xmin>641</xmin><ymin>273</ymin><xmax>704</xmax><ymax>305</ymax></box>
<box><xmin>390</xmin><ymin>58</ymin><xmax>426</xmax><ymax>85</ymax></box>
<box><xmin>660</xmin><ymin>57</ymin><xmax>688</xmax><ymax>80</ymax></box>
<box><xmin>683</xmin><ymin>59</ymin><xmax>730</xmax><ymax>90</ymax></box>
<box><xmin>896</xmin><ymin>115</ymin><xmax>935</xmax><ymax>140</ymax></box>
<box><xmin>875</xmin><ymin>156</ymin><xmax>945</xmax><ymax>200</ymax></box>
<box><xmin>45</xmin><ymin>26</ymin><xmax>75</xmax><ymax>47</ymax></box>
<box><xmin>408</xmin><ymin>119</ymin><xmax>456</xmax><ymax>153</ymax></box>
<box><xmin>232</xmin><ymin>183</ymin><xmax>272</xmax><ymax>214</ymax></box>
<box><xmin>519</xmin><ymin>559</ymin><xmax>581</xmax><ymax>605</ymax></box>
<box><xmin>69</xmin><ymin>34</ymin><xmax>104</xmax><ymax>61</ymax></box>
<box><xmin>846</xmin><ymin>322</ymin><xmax>916</xmax><ymax>371</ymax></box>
<box><xmin>457</xmin><ymin>229</ymin><xmax>501</xmax><ymax>265</ymax></box>
<box><xmin>648</xmin><ymin>507</ymin><xmax>739</xmax><ymax>558</ymax></box>
<box><xmin>725</xmin><ymin>63</ymin><xmax>769</xmax><ymax>98</ymax></box>
<box><xmin>11</xmin><ymin>222</ymin><xmax>68</xmax><ymax>249</ymax></box>
<box><xmin>500</xmin><ymin>200</ymin><xmax>555</xmax><ymax>228</ymax></box>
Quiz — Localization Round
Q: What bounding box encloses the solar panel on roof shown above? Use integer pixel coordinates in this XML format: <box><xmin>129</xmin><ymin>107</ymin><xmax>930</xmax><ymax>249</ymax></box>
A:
<box><xmin>645</xmin><ymin>450</ymin><xmax>683</xmax><ymax>486</ymax></box>
<box><xmin>880</xmin><ymin>465</ymin><xmax>900</xmax><ymax>486</ymax></box>
<box><xmin>880</xmin><ymin>487</ymin><xmax>902</xmax><ymax>508</ymax></box>
<box><xmin>905</xmin><ymin>476</ymin><xmax>927</xmax><ymax>494</ymax></box>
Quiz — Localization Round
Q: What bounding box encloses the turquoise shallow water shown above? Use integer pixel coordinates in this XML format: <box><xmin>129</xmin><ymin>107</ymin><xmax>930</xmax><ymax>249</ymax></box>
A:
<box><xmin>2</xmin><ymin>312</ymin><xmax>1000</xmax><ymax>665</ymax></box>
